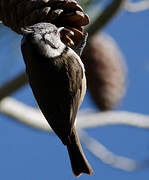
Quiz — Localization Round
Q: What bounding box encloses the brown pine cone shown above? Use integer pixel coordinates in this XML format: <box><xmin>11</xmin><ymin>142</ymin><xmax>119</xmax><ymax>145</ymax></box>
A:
<box><xmin>0</xmin><ymin>0</ymin><xmax>89</xmax><ymax>47</ymax></box>
<box><xmin>81</xmin><ymin>33</ymin><xmax>127</xmax><ymax>110</ymax></box>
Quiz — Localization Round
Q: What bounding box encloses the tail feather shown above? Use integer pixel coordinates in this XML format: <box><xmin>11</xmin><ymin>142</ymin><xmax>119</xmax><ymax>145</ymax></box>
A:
<box><xmin>67</xmin><ymin>127</ymin><xmax>93</xmax><ymax>176</ymax></box>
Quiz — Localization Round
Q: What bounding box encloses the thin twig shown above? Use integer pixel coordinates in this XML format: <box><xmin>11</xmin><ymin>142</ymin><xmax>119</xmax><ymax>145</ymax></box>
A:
<box><xmin>0</xmin><ymin>72</ymin><xmax>28</xmax><ymax>101</ymax></box>
<box><xmin>124</xmin><ymin>0</ymin><xmax>149</xmax><ymax>12</ymax></box>
<box><xmin>79</xmin><ymin>130</ymin><xmax>149</xmax><ymax>171</ymax></box>
<box><xmin>87</xmin><ymin>0</ymin><xmax>125</xmax><ymax>38</ymax></box>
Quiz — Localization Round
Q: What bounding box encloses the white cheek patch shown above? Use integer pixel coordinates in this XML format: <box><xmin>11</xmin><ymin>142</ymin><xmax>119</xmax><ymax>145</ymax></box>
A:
<box><xmin>44</xmin><ymin>43</ymin><xmax>65</xmax><ymax>58</ymax></box>
<box><xmin>33</xmin><ymin>33</ymin><xmax>64</xmax><ymax>58</ymax></box>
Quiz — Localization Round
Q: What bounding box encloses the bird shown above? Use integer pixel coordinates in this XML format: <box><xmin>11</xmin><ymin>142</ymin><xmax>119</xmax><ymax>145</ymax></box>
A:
<box><xmin>21</xmin><ymin>22</ymin><xmax>93</xmax><ymax>176</ymax></box>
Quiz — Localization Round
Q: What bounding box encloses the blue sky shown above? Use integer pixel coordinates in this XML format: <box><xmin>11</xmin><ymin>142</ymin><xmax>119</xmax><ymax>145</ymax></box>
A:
<box><xmin>0</xmin><ymin>5</ymin><xmax>149</xmax><ymax>180</ymax></box>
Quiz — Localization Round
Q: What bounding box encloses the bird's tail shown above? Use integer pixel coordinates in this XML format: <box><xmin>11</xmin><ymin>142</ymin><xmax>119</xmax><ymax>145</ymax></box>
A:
<box><xmin>67</xmin><ymin>127</ymin><xmax>93</xmax><ymax>177</ymax></box>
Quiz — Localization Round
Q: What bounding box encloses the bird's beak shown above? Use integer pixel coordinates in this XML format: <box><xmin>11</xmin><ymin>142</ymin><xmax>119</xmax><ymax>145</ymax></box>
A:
<box><xmin>57</xmin><ymin>27</ymin><xmax>64</xmax><ymax>33</ymax></box>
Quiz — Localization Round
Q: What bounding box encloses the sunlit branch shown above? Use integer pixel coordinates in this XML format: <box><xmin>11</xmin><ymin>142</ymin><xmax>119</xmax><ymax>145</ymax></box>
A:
<box><xmin>79</xmin><ymin>130</ymin><xmax>149</xmax><ymax>171</ymax></box>
<box><xmin>1</xmin><ymin>97</ymin><xmax>149</xmax><ymax>172</ymax></box>
<box><xmin>1</xmin><ymin>97</ymin><xmax>149</xmax><ymax>131</ymax></box>
<box><xmin>0</xmin><ymin>97</ymin><xmax>51</xmax><ymax>131</ymax></box>
<box><xmin>124</xmin><ymin>0</ymin><xmax>149</xmax><ymax>12</ymax></box>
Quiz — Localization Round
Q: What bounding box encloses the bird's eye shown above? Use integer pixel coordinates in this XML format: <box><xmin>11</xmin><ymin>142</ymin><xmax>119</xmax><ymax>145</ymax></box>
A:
<box><xmin>53</xmin><ymin>30</ymin><xmax>57</xmax><ymax>35</ymax></box>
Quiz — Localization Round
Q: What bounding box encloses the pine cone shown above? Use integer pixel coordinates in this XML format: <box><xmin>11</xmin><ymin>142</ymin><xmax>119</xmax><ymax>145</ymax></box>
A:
<box><xmin>0</xmin><ymin>0</ymin><xmax>89</xmax><ymax>47</ymax></box>
<box><xmin>81</xmin><ymin>33</ymin><xmax>127</xmax><ymax>110</ymax></box>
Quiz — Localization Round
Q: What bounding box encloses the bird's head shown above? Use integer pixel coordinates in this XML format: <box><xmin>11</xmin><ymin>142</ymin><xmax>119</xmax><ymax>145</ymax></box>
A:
<box><xmin>21</xmin><ymin>23</ymin><xmax>68</xmax><ymax>58</ymax></box>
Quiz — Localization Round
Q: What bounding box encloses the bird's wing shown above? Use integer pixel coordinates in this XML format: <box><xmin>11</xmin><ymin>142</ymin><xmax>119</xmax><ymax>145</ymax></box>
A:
<box><xmin>23</xmin><ymin>45</ymin><xmax>86</xmax><ymax>145</ymax></box>
<box><xmin>47</xmin><ymin>50</ymin><xmax>86</xmax><ymax>144</ymax></box>
<box><xmin>66</xmin><ymin>53</ymin><xmax>84</xmax><ymax>128</ymax></box>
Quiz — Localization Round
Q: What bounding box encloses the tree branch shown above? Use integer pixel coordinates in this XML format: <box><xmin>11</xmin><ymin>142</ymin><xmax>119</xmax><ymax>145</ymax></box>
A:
<box><xmin>79</xmin><ymin>130</ymin><xmax>149</xmax><ymax>171</ymax></box>
<box><xmin>0</xmin><ymin>72</ymin><xmax>28</xmax><ymax>101</ymax></box>
<box><xmin>87</xmin><ymin>0</ymin><xmax>125</xmax><ymax>38</ymax></box>
<box><xmin>1</xmin><ymin>97</ymin><xmax>149</xmax><ymax>172</ymax></box>
<box><xmin>0</xmin><ymin>97</ymin><xmax>51</xmax><ymax>131</ymax></box>
<box><xmin>124</xmin><ymin>0</ymin><xmax>149</xmax><ymax>12</ymax></box>
<box><xmin>1</xmin><ymin>97</ymin><xmax>149</xmax><ymax>131</ymax></box>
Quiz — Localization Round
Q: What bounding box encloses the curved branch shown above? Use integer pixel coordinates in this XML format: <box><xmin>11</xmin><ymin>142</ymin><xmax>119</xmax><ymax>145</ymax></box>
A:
<box><xmin>87</xmin><ymin>0</ymin><xmax>125</xmax><ymax>38</ymax></box>
<box><xmin>0</xmin><ymin>97</ymin><xmax>51</xmax><ymax>131</ymax></box>
<box><xmin>124</xmin><ymin>0</ymin><xmax>149</xmax><ymax>12</ymax></box>
<box><xmin>1</xmin><ymin>97</ymin><xmax>149</xmax><ymax>131</ymax></box>
<box><xmin>0</xmin><ymin>72</ymin><xmax>28</xmax><ymax>101</ymax></box>
<box><xmin>78</xmin><ymin>109</ymin><xmax>149</xmax><ymax>129</ymax></box>
<box><xmin>0</xmin><ymin>76</ymin><xmax>148</xmax><ymax>172</ymax></box>
<box><xmin>0</xmin><ymin>97</ymin><xmax>149</xmax><ymax>172</ymax></box>
<box><xmin>79</xmin><ymin>130</ymin><xmax>149</xmax><ymax>171</ymax></box>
